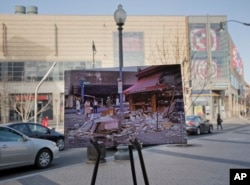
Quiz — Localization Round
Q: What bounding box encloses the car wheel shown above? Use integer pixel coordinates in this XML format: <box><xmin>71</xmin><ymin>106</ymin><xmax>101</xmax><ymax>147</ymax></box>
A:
<box><xmin>208</xmin><ymin>126</ymin><xmax>213</xmax><ymax>133</ymax></box>
<box><xmin>196</xmin><ymin>127</ymin><xmax>201</xmax><ymax>135</ymax></box>
<box><xmin>35</xmin><ymin>149</ymin><xmax>52</xmax><ymax>169</ymax></box>
<box><xmin>56</xmin><ymin>138</ymin><xmax>65</xmax><ymax>151</ymax></box>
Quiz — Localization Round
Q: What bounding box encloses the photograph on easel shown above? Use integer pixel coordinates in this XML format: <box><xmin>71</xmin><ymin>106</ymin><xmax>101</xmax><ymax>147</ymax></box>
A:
<box><xmin>64</xmin><ymin>64</ymin><xmax>187</xmax><ymax>148</ymax></box>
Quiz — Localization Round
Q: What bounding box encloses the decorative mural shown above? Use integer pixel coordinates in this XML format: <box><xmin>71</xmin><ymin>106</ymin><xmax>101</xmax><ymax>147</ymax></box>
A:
<box><xmin>232</xmin><ymin>47</ymin><xmax>243</xmax><ymax>76</ymax></box>
<box><xmin>191</xmin><ymin>59</ymin><xmax>222</xmax><ymax>79</ymax></box>
<box><xmin>189</xmin><ymin>23</ymin><xmax>228</xmax><ymax>82</ymax></box>
<box><xmin>190</xmin><ymin>27</ymin><xmax>220</xmax><ymax>51</ymax></box>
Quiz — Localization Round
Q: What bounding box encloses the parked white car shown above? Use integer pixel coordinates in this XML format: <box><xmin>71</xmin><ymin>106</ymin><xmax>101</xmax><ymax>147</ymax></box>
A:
<box><xmin>0</xmin><ymin>125</ymin><xmax>59</xmax><ymax>170</ymax></box>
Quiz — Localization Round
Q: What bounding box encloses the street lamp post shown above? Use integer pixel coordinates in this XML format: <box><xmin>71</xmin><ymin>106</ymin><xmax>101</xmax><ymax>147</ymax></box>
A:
<box><xmin>34</xmin><ymin>62</ymin><xmax>57</xmax><ymax>123</ymax></box>
<box><xmin>114</xmin><ymin>4</ymin><xmax>127</xmax><ymax>120</ymax></box>
<box><xmin>219</xmin><ymin>20</ymin><xmax>250</xmax><ymax>31</ymax></box>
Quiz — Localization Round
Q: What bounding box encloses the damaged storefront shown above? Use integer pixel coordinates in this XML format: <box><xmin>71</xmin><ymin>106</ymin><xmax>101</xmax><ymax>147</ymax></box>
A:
<box><xmin>122</xmin><ymin>65</ymin><xmax>186</xmax><ymax>144</ymax></box>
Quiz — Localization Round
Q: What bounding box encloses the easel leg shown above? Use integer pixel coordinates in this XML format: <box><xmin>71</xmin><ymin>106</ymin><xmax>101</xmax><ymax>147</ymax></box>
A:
<box><xmin>131</xmin><ymin>138</ymin><xmax>150</xmax><ymax>185</ymax></box>
<box><xmin>90</xmin><ymin>140</ymin><xmax>101</xmax><ymax>185</ymax></box>
<box><xmin>129</xmin><ymin>145</ymin><xmax>137</xmax><ymax>185</ymax></box>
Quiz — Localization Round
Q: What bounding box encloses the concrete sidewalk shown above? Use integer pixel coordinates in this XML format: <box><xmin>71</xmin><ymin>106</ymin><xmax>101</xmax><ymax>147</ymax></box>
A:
<box><xmin>1</xmin><ymin>117</ymin><xmax>250</xmax><ymax>185</ymax></box>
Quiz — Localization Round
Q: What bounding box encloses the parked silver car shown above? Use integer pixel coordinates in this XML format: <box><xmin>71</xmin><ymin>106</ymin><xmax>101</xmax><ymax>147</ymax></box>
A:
<box><xmin>4</xmin><ymin>122</ymin><xmax>65</xmax><ymax>151</ymax></box>
<box><xmin>0</xmin><ymin>125</ymin><xmax>59</xmax><ymax>170</ymax></box>
<box><xmin>185</xmin><ymin>115</ymin><xmax>213</xmax><ymax>135</ymax></box>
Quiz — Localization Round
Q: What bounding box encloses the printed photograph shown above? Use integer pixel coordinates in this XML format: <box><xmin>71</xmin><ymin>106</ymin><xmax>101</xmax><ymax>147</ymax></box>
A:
<box><xmin>64</xmin><ymin>64</ymin><xmax>187</xmax><ymax>148</ymax></box>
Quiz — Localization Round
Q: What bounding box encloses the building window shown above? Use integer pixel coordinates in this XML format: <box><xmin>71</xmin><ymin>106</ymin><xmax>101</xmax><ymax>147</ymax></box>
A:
<box><xmin>0</xmin><ymin>61</ymin><xmax>89</xmax><ymax>82</ymax></box>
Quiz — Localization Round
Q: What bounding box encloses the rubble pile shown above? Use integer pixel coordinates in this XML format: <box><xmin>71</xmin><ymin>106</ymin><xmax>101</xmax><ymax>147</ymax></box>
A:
<box><xmin>66</xmin><ymin>108</ymin><xmax>187</xmax><ymax>147</ymax></box>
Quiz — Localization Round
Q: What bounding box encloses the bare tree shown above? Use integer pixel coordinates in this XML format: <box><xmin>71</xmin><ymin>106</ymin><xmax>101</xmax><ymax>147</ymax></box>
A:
<box><xmin>10</xmin><ymin>93</ymin><xmax>52</xmax><ymax>122</ymax></box>
<box><xmin>0</xmin><ymin>73</ymin><xmax>52</xmax><ymax>122</ymax></box>
<box><xmin>148</xmin><ymin>27</ymin><xmax>212</xmax><ymax>115</ymax></box>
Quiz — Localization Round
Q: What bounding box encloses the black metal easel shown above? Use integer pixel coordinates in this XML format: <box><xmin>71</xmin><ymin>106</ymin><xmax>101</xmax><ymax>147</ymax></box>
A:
<box><xmin>90</xmin><ymin>138</ymin><xmax>149</xmax><ymax>185</ymax></box>
<box><xmin>129</xmin><ymin>138</ymin><xmax>149</xmax><ymax>185</ymax></box>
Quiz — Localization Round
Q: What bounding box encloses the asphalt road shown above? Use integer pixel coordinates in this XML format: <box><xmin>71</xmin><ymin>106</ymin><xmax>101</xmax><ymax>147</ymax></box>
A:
<box><xmin>0</xmin><ymin>122</ymin><xmax>247</xmax><ymax>182</ymax></box>
<box><xmin>0</xmin><ymin>147</ymin><xmax>117</xmax><ymax>181</ymax></box>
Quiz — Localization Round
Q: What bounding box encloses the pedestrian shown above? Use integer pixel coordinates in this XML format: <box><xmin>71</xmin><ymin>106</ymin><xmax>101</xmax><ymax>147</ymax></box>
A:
<box><xmin>76</xmin><ymin>98</ymin><xmax>81</xmax><ymax>114</ymax></box>
<box><xmin>106</xmin><ymin>96</ymin><xmax>112</xmax><ymax>108</ymax></box>
<box><xmin>84</xmin><ymin>99</ymin><xmax>91</xmax><ymax>117</ymax></box>
<box><xmin>93</xmin><ymin>99</ymin><xmax>98</xmax><ymax>113</ymax></box>
<box><xmin>42</xmin><ymin>116</ymin><xmax>49</xmax><ymax>127</ymax></box>
<box><xmin>116</xmin><ymin>96</ymin><xmax>119</xmax><ymax>106</ymax></box>
<box><xmin>217</xmin><ymin>113</ymin><xmax>223</xmax><ymax>130</ymax></box>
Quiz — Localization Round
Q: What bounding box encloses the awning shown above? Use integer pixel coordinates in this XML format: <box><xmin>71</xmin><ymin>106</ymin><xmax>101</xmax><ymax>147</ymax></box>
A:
<box><xmin>124</xmin><ymin>74</ymin><xmax>167</xmax><ymax>94</ymax></box>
